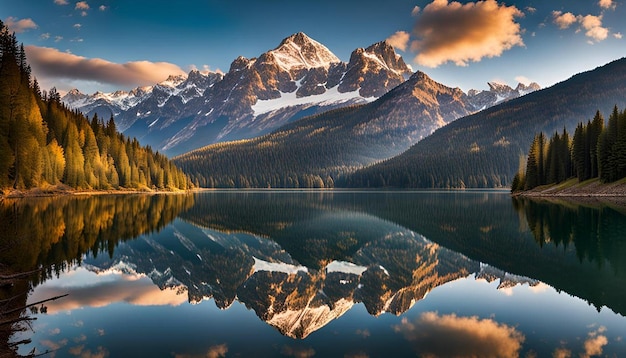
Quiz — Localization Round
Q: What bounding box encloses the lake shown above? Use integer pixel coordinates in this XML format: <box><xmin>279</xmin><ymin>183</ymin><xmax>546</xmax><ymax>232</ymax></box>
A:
<box><xmin>4</xmin><ymin>190</ymin><xmax>626</xmax><ymax>357</ymax></box>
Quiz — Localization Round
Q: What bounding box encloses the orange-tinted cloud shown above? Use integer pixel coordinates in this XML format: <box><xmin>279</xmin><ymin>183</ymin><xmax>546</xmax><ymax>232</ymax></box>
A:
<box><xmin>386</xmin><ymin>31</ymin><xmax>410</xmax><ymax>51</ymax></box>
<box><xmin>394</xmin><ymin>311</ymin><xmax>525</xmax><ymax>357</ymax></box>
<box><xmin>410</xmin><ymin>0</ymin><xmax>524</xmax><ymax>67</ymax></box>
<box><xmin>579</xmin><ymin>15</ymin><xmax>608</xmax><ymax>41</ymax></box>
<box><xmin>599</xmin><ymin>0</ymin><xmax>616</xmax><ymax>10</ymax></box>
<box><xmin>27</xmin><ymin>272</ymin><xmax>188</xmax><ymax>313</ymax></box>
<box><xmin>582</xmin><ymin>327</ymin><xmax>608</xmax><ymax>358</ymax></box>
<box><xmin>4</xmin><ymin>17</ymin><xmax>38</xmax><ymax>33</ymax></box>
<box><xmin>280</xmin><ymin>345</ymin><xmax>316</xmax><ymax>358</ymax></box>
<box><xmin>25</xmin><ymin>45</ymin><xmax>186</xmax><ymax>88</ymax></box>
<box><xmin>173</xmin><ymin>344</ymin><xmax>228</xmax><ymax>358</ymax></box>
<box><xmin>552</xmin><ymin>11</ymin><xmax>577</xmax><ymax>29</ymax></box>
<box><xmin>552</xmin><ymin>12</ymin><xmax>609</xmax><ymax>42</ymax></box>
<box><xmin>75</xmin><ymin>1</ymin><xmax>89</xmax><ymax>10</ymax></box>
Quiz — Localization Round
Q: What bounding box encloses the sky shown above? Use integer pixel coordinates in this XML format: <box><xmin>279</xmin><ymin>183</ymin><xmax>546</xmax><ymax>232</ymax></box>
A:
<box><xmin>2</xmin><ymin>0</ymin><xmax>625</xmax><ymax>95</ymax></box>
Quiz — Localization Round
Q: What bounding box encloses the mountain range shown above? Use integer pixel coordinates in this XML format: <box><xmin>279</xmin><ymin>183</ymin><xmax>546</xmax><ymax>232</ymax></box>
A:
<box><xmin>343</xmin><ymin>57</ymin><xmax>626</xmax><ymax>188</ymax></box>
<box><xmin>62</xmin><ymin>32</ymin><xmax>538</xmax><ymax>157</ymax></box>
<box><xmin>83</xmin><ymin>210</ymin><xmax>539</xmax><ymax>339</ymax></box>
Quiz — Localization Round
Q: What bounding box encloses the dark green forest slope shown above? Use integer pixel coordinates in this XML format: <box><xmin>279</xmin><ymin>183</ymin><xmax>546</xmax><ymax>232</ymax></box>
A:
<box><xmin>0</xmin><ymin>22</ymin><xmax>190</xmax><ymax>192</ymax></box>
<box><xmin>342</xmin><ymin>58</ymin><xmax>626</xmax><ymax>188</ymax></box>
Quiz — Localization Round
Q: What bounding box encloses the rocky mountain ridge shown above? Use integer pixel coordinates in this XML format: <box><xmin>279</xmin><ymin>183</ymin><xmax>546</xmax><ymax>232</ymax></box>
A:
<box><xmin>62</xmin><ymin>32</ymin><xmax>539</xmax><ymax>156</ymax></box>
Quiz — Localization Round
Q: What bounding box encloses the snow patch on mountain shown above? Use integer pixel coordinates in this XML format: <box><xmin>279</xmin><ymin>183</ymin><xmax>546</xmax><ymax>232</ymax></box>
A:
<box><xmin>325</xmin><ymin>260</ymin><xmax>368</xmax><ymax>276</ymax></box>
<box><xmin>251</xmin><ymin>85</ymin><xmax>374</xmax><ymax>116</ymax></box>
<box><xmin>253</xmin><ymin>257</ymin><xmax>308</xmax><ymax>274</ymax></box>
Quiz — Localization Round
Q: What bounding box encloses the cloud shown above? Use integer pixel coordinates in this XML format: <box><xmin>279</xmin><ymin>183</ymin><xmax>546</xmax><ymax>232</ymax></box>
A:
<box><xmin>280</xmin><ymin>345</ymin><xmax>316</xmax><ymax>358</ymax></box>
<box><xmin>73</xmin><ymin>23</ymin><xmax>82</xmax><ymax>29</ymax></box>
<box><xmin>55</xmin><ymin>36</ymin><xmax>63</xmax><ymax>42</ymax></box>
<box><xmin>552</xmin><ymin>11</ymin><xmax>577</xmax><ymax>29</ymax></box>
<box><xmin>54</xmin><ymin>0</ymin><xmax>69</xmax><ymax>4</ymax></box>
<box><xmin>525</xmin><ymin>6</ymin><xmax>536</xmax><ymax>14</ymax></box>
<box><xmin>75</xmin><ymin>1</ymin><xmax>89</xmax><ymax>10</ymax></box>
<box><xmin>552</xmin><ymin>348</ymin><xmax>572</xmax><ymax>358</ymax></box>
<box><xmin>40</xmin><ymin>33</ymin><xmax>51</xmax><ymax>40</ymax></box>
<box><xmin>386</xmin><ymin>31</ymin><xmax>410</xmax><ymax>51</ymax></box>
<box><xmin>173</xmin><ymin>344</ymin><xmax>228</xmax><ymax>358</ymax></box>
<box><xmin>393</xmin><ymin>312</ymin><xmax>525</xmax><ymax>357</ymax></box>
<box><xmin>553</xmin><ymin>12</ymin><xmax>610</xmax><ymax>42</ymax></box>
<box><xmin>409</xmin><ymin>0</ymin><xmax>524</xmax><ymax>68</ymax></box>
<box><xmin>68</xmin><ymin>345</ymin><xmax>109</xmax><ymax>358</ymax></box>
<box><xmin>24</xmin><ymin>266</ymin><xmax>189</xmax><ymax>312</ymax></box>
<box><xmin>4</xmin><ymin>17</ymin><xmax>38</xmax><ymax>33</ymax></box>
<box><xmin>579</xmin><ymin>14</ymin><xmax>608</xmax><ymax>41</ymax></box>
<box><xmin>99</xmin><ymin>5</ymin><xmax>107</xmax><ymax>11</ymax></box>
<box><xmin>599</xmin><ymin>0</ymin><xmax>616</xmax><ymax>9</ymax></box>
<box><xmin>615</xmin><ymin>32</ymin><xmax>623</xmax><ymax>39</ymax></box>
<box><xmin>411</xmin><ymin>6</ymin><xmax>421</xmax><ymax>16</ymax></box>
<box><xmin>582</xmin><ymin>327</ymin><xmax>608</xmax><ymax>358</ymax></box>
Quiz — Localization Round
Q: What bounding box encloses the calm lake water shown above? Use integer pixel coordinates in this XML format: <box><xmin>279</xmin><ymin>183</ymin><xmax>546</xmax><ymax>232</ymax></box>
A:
<box><xmin>4</xmin><ymin>190</ymin><xmax>626</xmax><ymax>357</ymax></box>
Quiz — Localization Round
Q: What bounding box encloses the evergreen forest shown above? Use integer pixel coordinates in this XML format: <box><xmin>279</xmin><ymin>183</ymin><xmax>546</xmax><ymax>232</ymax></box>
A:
<box><xmin>0</xmin><ymin>21</ymin><xmax>191</xmax><ymax>192</ymax></box>
<box><xmin>512</xmin><ymin>106</ymin><xmax>626</xmax><ymax>191</ymax></box>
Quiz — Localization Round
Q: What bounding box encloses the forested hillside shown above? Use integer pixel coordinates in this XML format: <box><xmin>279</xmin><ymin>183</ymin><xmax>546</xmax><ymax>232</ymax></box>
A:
<box><xmin>0</xmin><ymin>22</ymin><xmax>190</xmax><ymax>192</ymax></box>
<box><xmin>342</xmin><ymin>58</ymin><xmax>626</xmax><ymax>188</ymax></box>
<box><xmin>512</xmin><ymin>106</ymin><xmax>626</xmax><ymax>191</ymax></box>
<box><xmin>174</xmin><ymin>105</ymin><xmax>376</xmax><ymax>188</ymax></box>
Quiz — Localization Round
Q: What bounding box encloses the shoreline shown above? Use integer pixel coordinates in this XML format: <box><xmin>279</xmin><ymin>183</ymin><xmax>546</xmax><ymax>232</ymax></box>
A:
<box><xmin>0</xmin><ymin>184</ymin><xmax>197</xmax><ymax>200</ymax></box>
<box><xmin>512</xmin><ymin>177</ymin><xmax>626</xmax><ymax>198</ymax></box>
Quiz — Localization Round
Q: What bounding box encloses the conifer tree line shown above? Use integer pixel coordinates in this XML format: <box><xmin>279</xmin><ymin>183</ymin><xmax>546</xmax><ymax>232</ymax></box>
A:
<box><xmin>512</xmin><ymin>106</ymin><xmax>626</xmax><ymax>191</ymax></box>
<box><xmin>0</xmin><ymin>21</ymin><xmax>191</xmax><ymax>191</ymax></box>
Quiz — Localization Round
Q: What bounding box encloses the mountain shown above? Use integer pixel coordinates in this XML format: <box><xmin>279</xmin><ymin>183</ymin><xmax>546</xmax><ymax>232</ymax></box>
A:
<box><xmin>342</xmin><ymin>57</ymin><xmax>626</xmax><ymax>188</ymax></box>
<box><xmin>467</xmin><ymin>81</ymin><xmax>541</xmax><ymax>110</ymax></box>
<box><xmin>173</xmin><ymin>70</ymin><xmax>473</xmax><ymax>188</ymax></box>
<box><xmin>63</xmin><ymin>33</ymin><xmax>413</xmax><ymax>156</ymax></box>
<box><xmin>62</xmin><ymin>70</ymin><xmax>224</xmax><ymax>130</ymax></box>
<box><xmin>82</xmin><ymin>211</ymin><xmax>504</xmax><ymax>339</ymax></box>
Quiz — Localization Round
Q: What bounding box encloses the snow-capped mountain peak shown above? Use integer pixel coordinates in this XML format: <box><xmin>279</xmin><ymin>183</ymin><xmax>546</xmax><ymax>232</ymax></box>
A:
<box><xmin>158</xmin><ymin>74</ymin><xmax>188</xmax><ymax>88</ymax></box>
<box><xmin>270</xmin><ymin>32</ymin><xmax>340</xmax><ymax>72</ymax></box>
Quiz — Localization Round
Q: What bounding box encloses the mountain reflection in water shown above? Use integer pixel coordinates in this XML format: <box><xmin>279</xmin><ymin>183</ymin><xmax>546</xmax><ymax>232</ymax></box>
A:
<box><xmin>4</xmin><ymin>191</ymin><xmax>626</xmax><ymax>357</ymax></box>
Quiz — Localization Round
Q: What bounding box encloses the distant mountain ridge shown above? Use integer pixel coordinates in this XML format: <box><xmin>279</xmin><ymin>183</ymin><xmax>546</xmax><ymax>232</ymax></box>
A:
<box><xmin>343</xmin><ymin>57</ymin><xmax>626</xmax><ymax>188</ymax></box>
<box><xmin>62</xmin><ymin>32</ymin><xmax>539</xmax><ymax>157</ymax></box>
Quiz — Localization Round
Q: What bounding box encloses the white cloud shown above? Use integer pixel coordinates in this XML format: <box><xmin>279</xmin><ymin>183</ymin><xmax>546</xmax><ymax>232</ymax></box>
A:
<box><xmin>73</xmin><ymin>23</ymin><xmax>82</xmax><ymax>29</ymax></box>
<box><xmin>614</xmin><ymin>32</ymin><xmax>623</xmax><ymax>39</ymax></box>
<box><xmin>386</xmin><ymin>31</ymin><xmax>410</xmax><ymax>51</ymax></box>
<box><xmin>75</xmin><ymin>1</ymin><xmax>89</xmax><ymax>10</ymax></box>
<box><xmin>40</xmin><ymin>33</ymin><xmax>51</xmax><ymax>40</ymax></box>
<box><xmin>54</xmin><ymin>0</ymin><xmax>69</xmax><ymax>4</ymax></box>
<box><xmin>4</xmin><ymin>17</ymin><xmax>38</xmax><ymax>33</ymax></box>
<box><xmin>411</xmin><ymin>6</ymin><xmax>421</xmax><ymax>16</ymax></box>
<box><xmin>525</xmin><ymin>6</ymin><xmax>536</xmax><ymax>14</ymax></box>
<box><xmin>81</xmin><ymin>11</ymin><xmax>88</xmax><ymax>17</ymax></box>
<box><xmin>54</xmin><ymin>35</ymin><xmax>63</xmax><ymax>42</ymax></box>
<box><xmin>25</xmin><ymin>45</ymin><xmax>187</xmax><ymax>89</ymax></box>
<box><xmin>99</xmin><ymin>5</ymin><xmax>107</xmax><ymax>11</ymax></box>
<box><xmin>409</xmin><ymin>0</ymin><xmax>524</xmax><ymax>68</ymax></box>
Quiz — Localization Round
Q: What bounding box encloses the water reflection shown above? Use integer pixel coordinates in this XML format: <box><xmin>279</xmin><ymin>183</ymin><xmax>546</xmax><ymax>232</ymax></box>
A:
<box><xmin>5</xmin><ymin>191</ymin><xmax>626</xmax><ymax>357</ymax></box>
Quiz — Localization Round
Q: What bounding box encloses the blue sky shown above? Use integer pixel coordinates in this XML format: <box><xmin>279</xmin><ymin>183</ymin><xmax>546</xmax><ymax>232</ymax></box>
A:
<box><xmin>2</xmin><ymin>0</ymin><xmax>625</xmax><ymax>94</ymax></box>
